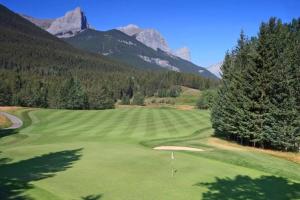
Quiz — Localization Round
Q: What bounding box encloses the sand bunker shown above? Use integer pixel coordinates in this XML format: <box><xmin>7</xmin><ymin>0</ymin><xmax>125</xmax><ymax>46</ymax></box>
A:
<box><xmin>153</xmin><ymin>146</ymin><xmax>204</xmax><ymax>152</ymax></box>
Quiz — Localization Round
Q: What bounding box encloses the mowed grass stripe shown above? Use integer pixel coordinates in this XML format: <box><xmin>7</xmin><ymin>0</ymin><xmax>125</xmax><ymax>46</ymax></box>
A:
<box><xmin>183</xmin><ymin>110</ymin><xmax>207</xmax><ymax>125</ymax></box>
<box><xmin>145</xmin><ymin>109</ymin><xmax>157</xmax><ymax>137</ymax></box>
<box><xmin>67</xmin><ymin>110</ymin><xmax>116</xmax><ymax>137</ymax></box>
<box><xmin>43</xmin><ymin>110</ymin><xmax>79</xmax><ymax>127</ymax></box>
<box><xmin>27</xmin><ymin>110</ymin><xmax>71</xmax><ymax>133</ymax></box>
<box><xmin>158</xmin><ymin>109</ymin><xmax>179</xmax><ymax>136</ymax></box>
<box><xmin>43</xmin><ymin>111</ymin><xmax>87</xmax><ymax>133</ymax></box>
<box><xmin>121</xmin><ymin>108</ymin><xmax>142</xmax><ymax>137</ymax></box>
<box><xmin>167</xmin><ymin>109</ymin><xmax>195</xmax><ymax>129</ymax></box>
<box><xmin>107</xmin><ymin>109</ymin><xmax>143</xmax><ymax>135</ymax></box>
<box><xmin>48</xmin><ymin>111</ymin><xmax>97</xmax><ymax>134</ymax></box>
<box><xmin>99</xmin><ymin>109</ymin><xmax>131</xmax><ymax>136</ymax></box>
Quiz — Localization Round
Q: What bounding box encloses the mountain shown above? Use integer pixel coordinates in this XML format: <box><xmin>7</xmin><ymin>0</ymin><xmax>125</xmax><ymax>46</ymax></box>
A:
<box><xmin>20</xmin><ymin>7</ymin><xmax>89</xmax><ymax>38</ymax></box>
<box><xmin>207</xmin><ymin>62</ymin><xmax>222</xmax><ymax>78</ymax></box>
<box><xmin>0</xmin><ymin>3</ymin><xmax>219</xmax><ymax>109</ymax></box>
<box><xmin>0</xmin><ymin>4</ymin><xmax>128</xmax><ymax>73</ymax></box>
<box><xmin>20</xmin><ymin>14</ymin><xmax>54</xmax><ymax>29</ymax></box>
<box><xmin>18</xmin><ymin>7</ymin><xmax>217</xmax><ymax>79</ymax></box>
<box><xmin>63</xmin><ymin>28</ymin><xmax>217</xmax><ymax>78</ymax></box>
<box><xmin>118</xmin><ymin>24</ymin><xmax>193</xmax><ymax>61</ymax></box>
<box><xmin>47</xmin><ymin>7</ymin><xmax>89</xmax><ymax>38</ymax></box>
<box><xmin>174</xmin><ymin>47</ymin><xmax>191</xmax><ymax>61</ymax></box>
<box><xmin>117</xmin><ymin>24</ymin><xmax>170</xmax><ymax>52</ymax></box>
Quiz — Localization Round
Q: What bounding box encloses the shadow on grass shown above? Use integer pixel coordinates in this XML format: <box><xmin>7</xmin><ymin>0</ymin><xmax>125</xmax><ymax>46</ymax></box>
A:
<box><xmin>0</xmin><ymin>129</ymin><xmax>19</xmax><ymax>139</ymax></box>
<box><xmin>0</xmin><ymin>148</ymin><xmax>82</xmax><ymax>200</ymax></box>
<box><xmin>81</xmin><ymin>194</ymin><xmax>103</xmax><ymax>200</ymax></box>
<box><xmin>196</xmin><ymin>175</ymin><xmax>300</xmax><ymax>200</ymax></box>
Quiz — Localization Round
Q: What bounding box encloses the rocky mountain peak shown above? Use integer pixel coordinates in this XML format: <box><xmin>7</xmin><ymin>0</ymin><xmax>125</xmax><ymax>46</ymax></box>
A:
<box><xmin>135</xmin><ymin>29</ymin><xmax>171</xmax><ymax>52</ymax></box>
<box><xmin>46</xmin><ymin>7</ymin><xmax>89</xmax><ymax>38</ymax></box>
<box><xmin>117</xmin><ymin>24</ymin><xmax>142</xmax><ymax>36</ymax></box>
<box><xmin>118</xmin><ymin>25</ymin><xmax>171</xmax><ymax>52</ymax></box>
<box><xmin>174</xmin><ymin>47</ymin><xmax>191</xmax><ymax>61</ymax></box>
<box><xmin>207</xmin><ymin>61</ymin><xmax>223</xmax><ymax>78</ymax></box>
<box><xmin>118</xmin><ymin>24</ymin><xmax>194</xmax><ymax>61</ymax></box>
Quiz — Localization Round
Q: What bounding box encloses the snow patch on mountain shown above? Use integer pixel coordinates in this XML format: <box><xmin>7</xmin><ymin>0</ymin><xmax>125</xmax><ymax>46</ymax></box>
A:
<box><xmin>138</xmin><ymin>55</ymin><xmax>180</xmax><ymax>72</ymax></box>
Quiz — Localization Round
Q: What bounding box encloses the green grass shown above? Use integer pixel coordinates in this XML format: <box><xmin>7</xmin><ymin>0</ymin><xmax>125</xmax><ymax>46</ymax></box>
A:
<box><xmin>0</xmin><ymin>108</ymin><xmax>299</xmax><ymax>200</ymax></box>
<box><xmin>175</xmin><ymin>86</ymin><xmax>201</xmax><ymax>105</ymax></box>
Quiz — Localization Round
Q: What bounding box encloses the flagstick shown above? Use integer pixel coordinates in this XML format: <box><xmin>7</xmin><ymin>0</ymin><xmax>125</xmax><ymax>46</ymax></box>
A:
<box><xmin>171</xmin><ymin>151</ymin><xmax>174</xmax><ymax>177</ymax></box>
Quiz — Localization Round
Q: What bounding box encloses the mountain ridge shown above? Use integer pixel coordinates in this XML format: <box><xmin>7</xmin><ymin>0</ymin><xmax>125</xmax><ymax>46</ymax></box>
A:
<box><xmin>64</xmin><ymin>28</ymin><xmax>217</xmax><ymax>78</ymax></box>
<box><xmin>18</xmin><ymin>6</ymin><xmax>218</xmax><ymax>79</ymax></box>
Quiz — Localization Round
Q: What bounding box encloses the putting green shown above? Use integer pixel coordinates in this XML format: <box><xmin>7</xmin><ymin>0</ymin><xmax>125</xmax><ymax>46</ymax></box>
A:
<box><xmin>0</xmin><ymin>108</ymin><xmax>299</xmax><ymax>200</ymax></box>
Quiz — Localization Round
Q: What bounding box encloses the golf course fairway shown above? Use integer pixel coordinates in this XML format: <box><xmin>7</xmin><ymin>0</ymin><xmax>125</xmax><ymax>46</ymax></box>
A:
<box><xmin>0</xmin><ymin>108</ymin><xmax>299</xmax><ymax>200</ymax></box>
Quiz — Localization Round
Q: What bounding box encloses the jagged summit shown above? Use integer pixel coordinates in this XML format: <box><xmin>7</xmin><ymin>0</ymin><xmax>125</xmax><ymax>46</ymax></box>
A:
<box><xmin>20</xmin><ymin>7</ymin><xmax>89</xmax><ymax>38</ymax></box>
<box><xmin>118</xmin><ymin>24</ymin><xmax>192</xmax><ymax>61</ymax></box>
<box><xmin>47</xmin><ymin>7</ymin><xmax>89</xmax><ymax>38</ymax></box>
<box><xmin>118</xmin><ymin>25</ymin><xmax>170</xmax><ymax>52</ymax></box>
<box><xmin>117</xmin><ymin>24</ymin><xmax>142</xmax><ymax>36</ymax></box>
<box><xmin>207</xmin><ymin>61</ymin><xmax>223</xmax><ymax>78</ymax></box>
<box><xmin>174</xmin><ymin>47</ymin><xmax>191</xmax><ymax>61</ymax></box>
<box><xmin>135</xmin><ymin>29</ymin><xmax>171</xmax><ymax>52</ymax></box>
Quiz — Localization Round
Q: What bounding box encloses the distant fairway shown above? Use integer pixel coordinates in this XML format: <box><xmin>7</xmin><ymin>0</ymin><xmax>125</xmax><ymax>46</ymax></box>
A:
<box><xmin>0</xmin><ymin>108</ymin><xmax>299</xmax><ymax>200</ymax></box>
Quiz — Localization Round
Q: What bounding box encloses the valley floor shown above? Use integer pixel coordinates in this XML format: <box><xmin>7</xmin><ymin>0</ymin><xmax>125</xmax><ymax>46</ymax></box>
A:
<box><xmin>0</xmin><ymin>107</ymin><xmax>299</xmax><ymax>200</ymax></box>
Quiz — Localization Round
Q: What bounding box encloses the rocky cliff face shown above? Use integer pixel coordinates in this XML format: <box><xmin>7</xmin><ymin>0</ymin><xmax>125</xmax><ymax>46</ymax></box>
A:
<box><xmin>135</xmin><ymin>29</ymin><xmax>170</xmax><ymax>52</ymax></box>
<box><xmin>207</xmin><ymin>61</ymin><xmax>223</xmax><ymax>78</ymax></box>
<box><xmin>118</xmin><ymin>24</ymin><xmax>192</xmax><ymax>61</ymax></box>
<box><xmin>117</xmin><ymin>24</ymin><xmax>142</xmax><ymax>36</ymax></box>
<box><xmin>174</xmin><ymin>47</ymin><xmax>191</xmax><ymax>61</ymax></box>
<box><xmin>118</xmin><ymin>24</ymin><xmax>170</xmax><ymax>52</ymax></box>
<box><xmin>47</xmin><ymin>7</ymin><xmax>89</xmax><ymax>38</ymax></box>
<box><xmin>20</xmin><ymin>7</ymin><xmax>89</xmax><ymax>38</ymax></box>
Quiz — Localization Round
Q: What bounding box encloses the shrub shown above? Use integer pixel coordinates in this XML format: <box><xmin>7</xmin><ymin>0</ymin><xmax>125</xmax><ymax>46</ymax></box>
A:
<box><xmin>197</xmin><ymin>89</ymin><xmax>217</xmax><ymax>109</ymax></box>
<box><xmin>121</xmin><ymin>95</ymin><xmax>130</xmax><ymax>105</ymax></box>
<box><xmin>131</xmin><ymin>92</ymin><xmax>144</xmax><ymax>105</ymax></box>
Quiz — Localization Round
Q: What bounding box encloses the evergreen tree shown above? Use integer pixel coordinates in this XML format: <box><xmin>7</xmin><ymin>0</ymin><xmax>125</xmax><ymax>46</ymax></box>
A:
<box><xmin>132</xmin><ymin>92</ymin><xmax>145</xmax><ymax>106</ymax></box>
<box><xmin>0</xmin><ymin>79</ymin><xmax>12</xmax><ymax>106</ymax></box>
<box><xmin>89</xmin><ymin>86</ymin><xmax>115</xmax><ymax>109</ymax></box>
<box><xmin>58</xmin><ymin>77</ymin><xmax>88</xmax><ymax>109</ymax></box>
<box><xmin>212</xmin><ymin>18</ymin><xmax>300</xmax><ymax>152</ymax></box>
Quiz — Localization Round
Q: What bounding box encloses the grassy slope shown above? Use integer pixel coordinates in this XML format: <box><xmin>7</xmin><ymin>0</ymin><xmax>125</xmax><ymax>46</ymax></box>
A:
<box><xmin>0</xmin><ymin>108</ymin><xmax>299</xmax><ymax>200</ymax></box>
<box><xmin>145</xmin><ymin>86</ymin><xmax>201</xmax><ymax>107</ymax></box>
<box><xmin>175</xmin><ymin>86</ymin><xmax>201</xmax><ymax>105</ymax></box>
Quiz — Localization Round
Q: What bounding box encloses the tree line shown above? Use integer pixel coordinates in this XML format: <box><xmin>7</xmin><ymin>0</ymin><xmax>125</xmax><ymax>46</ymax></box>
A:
<box><xmin>0</xmin><ymin>68</ymin><xmax>219</xmax><ymax>110</ymax></box>
<box><xmin>212</xmin><ymin>18</ymin><xmax>300</xmax><ymax>152</ymax></box>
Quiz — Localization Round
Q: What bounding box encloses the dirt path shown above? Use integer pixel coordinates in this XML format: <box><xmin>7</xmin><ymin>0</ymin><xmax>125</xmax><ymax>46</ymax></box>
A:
<box><xmin>0</xmin><ymin>111</ymin><xmax>23</xmax><ymax>129</ymax></box>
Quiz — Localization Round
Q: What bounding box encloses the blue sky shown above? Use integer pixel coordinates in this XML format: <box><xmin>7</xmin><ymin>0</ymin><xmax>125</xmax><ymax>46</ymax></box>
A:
<box><xmin>1</xmin><ymin>0</ymin><xmax>299</xmax><ymax>67</ymax></box>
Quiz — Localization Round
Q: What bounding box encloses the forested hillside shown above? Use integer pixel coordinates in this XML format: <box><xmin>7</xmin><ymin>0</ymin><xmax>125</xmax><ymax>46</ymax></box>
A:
<box><xmin>0</xmin><ymin>4</ymin><xmax>219</xmax><ymax>109</ymax></box>
<box><xmin>212</xmin><ymin>18</ymin><xmax>300</xmax><ymax>152</ymax></box>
